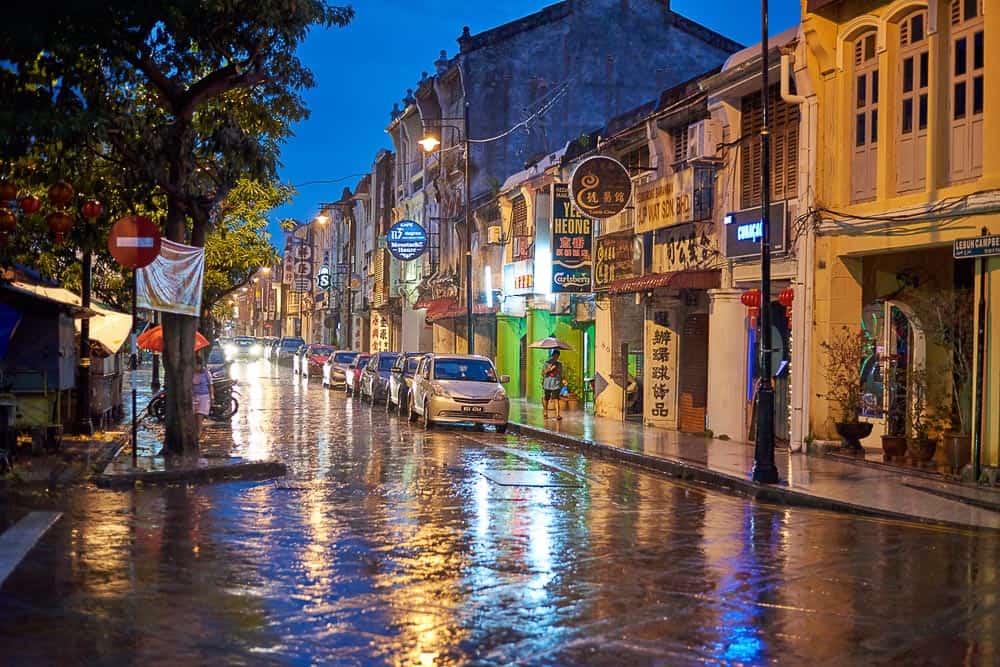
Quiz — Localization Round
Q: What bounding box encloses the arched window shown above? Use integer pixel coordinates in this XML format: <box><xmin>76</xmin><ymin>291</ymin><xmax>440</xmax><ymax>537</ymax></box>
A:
<box><xmin>851</xmin><ymin>31</ymin><xmax>879</xmax><ymax>202</ymax></box>
<box><xmin>949</xmin><ymin>0</ymin><xmax>984</xmax><ymax>182</ymax></box>
<box><xmin>897</xmin><ymin>10</ymin><xmax>929</xmax><ymax>192</ymax></box>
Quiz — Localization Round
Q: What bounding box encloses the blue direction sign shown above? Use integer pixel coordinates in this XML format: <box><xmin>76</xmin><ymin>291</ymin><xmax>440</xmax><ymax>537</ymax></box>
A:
<box><xmin>954</xmin><ymin>234</ymin><xmax>1000</xmax><ymax>259</ymax></box>
<box><xmin>386</xmin><ymin>220</ymin><xmax>428</xmax><ymax>261</ymax></box>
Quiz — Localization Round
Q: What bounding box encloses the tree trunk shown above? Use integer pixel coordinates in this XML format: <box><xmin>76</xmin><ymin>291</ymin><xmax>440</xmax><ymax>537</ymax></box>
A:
<box><xmin>161</xmin><ymin>310</ymin><xmax>198</xmax><ymax>455</ymax></box>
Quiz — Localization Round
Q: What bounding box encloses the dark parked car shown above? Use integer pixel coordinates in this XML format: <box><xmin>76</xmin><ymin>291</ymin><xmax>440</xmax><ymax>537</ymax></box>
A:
<box><xmin>344</xmin><ymin>353</ymin><xmax>371</xmax><ymax>396</ymax></box>
<box><xmin>386</xmin><ymin>353</ymin><xmax>424</xmax><ymax>415</ymax></box>
<box><xmin>274</xmin><ymin>337</ymin><xmax>305</xmax><ymax>365</ymax></box>
<box><xmin>359</xmin><ymin>352</ymin><xmax>400</xmax><ymax>403</ymax></box>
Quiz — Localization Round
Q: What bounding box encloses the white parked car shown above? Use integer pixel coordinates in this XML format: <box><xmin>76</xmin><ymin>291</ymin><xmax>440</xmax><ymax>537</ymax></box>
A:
<box><xmin>386</xmin><ymin>353</ymin><xmax>424</xmax><ymax>416</ymax></box>
<box><xmin>408</xmin><ymin>354</ymin><xmax>510</xmax><ymax>432</ymax></box>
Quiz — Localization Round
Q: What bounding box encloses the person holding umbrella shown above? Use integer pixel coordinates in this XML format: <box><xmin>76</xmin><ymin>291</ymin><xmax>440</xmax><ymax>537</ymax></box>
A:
<box><xmin>542</xmin><ymin>349</ymin><xmax>564</xmax><ymax>420</ymax></box>
<box><xmin>192</xmin><ymin>353</ymin><xmax>214</xmax><ymax>442</ymax></box>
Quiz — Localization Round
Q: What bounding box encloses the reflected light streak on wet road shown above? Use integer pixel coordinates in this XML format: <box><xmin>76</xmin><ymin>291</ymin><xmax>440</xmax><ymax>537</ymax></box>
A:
<box><xmin>1</xmin><ymin>361</ymin><xmax>999</xmax><ymax>665</ymax></box>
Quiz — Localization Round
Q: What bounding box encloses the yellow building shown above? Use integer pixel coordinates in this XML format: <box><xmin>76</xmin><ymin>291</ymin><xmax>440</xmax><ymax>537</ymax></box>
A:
<box><xmin>803</xmin><ymin>0</ymin><xmax>999</xmax><ymax>466</ymax></box>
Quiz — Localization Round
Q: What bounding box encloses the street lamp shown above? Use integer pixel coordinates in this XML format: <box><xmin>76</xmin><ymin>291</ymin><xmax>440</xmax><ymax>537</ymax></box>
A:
<box><xmin>419</xmin><ymin>106</ymin><xmax>474</xmax><ymax>355</ymax></box>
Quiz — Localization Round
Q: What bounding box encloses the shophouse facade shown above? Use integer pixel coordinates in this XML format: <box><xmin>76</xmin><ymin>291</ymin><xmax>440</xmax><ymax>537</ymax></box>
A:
<box><xmin>803</xmin><ymin>0</ymin><xmax>1000</xmax><ymax>464</ymax></box>
<box><xmin>385</xmin><ymin>0</ymin><xmax>742</xmax><ymax>358</ymax></box>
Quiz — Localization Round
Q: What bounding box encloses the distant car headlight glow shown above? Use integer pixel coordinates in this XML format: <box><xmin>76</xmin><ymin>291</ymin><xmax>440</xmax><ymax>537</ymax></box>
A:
<box><xmin>224</xmin><ymin>344</ymin><xmax>237</xmax><ymax>356</ymax></box>
<box><xmin>250</xmin><ymin>345</ymin><xmax>262</xmax><ymax>356</ymax></box>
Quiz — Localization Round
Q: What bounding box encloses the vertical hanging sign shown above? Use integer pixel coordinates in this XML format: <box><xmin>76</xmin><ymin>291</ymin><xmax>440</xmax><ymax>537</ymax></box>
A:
<box><xmin>644</xmin><ymin>310</ymin><xmax>679</xmax><ymax>429</ymax></box>
<box><xmin>551</xmin><ymin>184</ymin><xmax>593</xmax><ymax>293</ymax></box>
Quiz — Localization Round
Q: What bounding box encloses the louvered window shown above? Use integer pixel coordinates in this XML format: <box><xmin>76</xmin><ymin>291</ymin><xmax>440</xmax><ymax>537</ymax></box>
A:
<box><xmin>671</xmin><ymin>126</ymin><xmax>688</xmax><ymax>164</ymax></box>
<box><xmin>510</xmin><ymin>195</ymin><xmax>533</xmax><ymax>261</ymax></box>
<box><xmin>897</xmin><ymin>11</ymin><xmax>929</xmax><ymax>192</ymax></box>
<box><xmin>621</xmin><ymin>143</ymin><xmax>651</xmax><ymax>175</ymax></box>
<box><xmin>740</xmin><ymin>85</ymin><xmax>800</xmax><ymax>209</ymax></box>
<box><xmin>949</xmin><ymin>0</ymin><xmax>984</xmax><ymax>182</ymax></box>
<box><xmin>849</xmin><ymin>32</ymin><xmax>879</xmax><ymax>202</ymax></box>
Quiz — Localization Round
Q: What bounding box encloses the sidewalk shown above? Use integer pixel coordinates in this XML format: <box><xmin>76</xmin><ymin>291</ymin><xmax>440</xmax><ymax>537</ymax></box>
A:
<box><xmin>507</xmin><ymin>399</ymin><xmax>1000</xmax><ymax>532</ymax></box>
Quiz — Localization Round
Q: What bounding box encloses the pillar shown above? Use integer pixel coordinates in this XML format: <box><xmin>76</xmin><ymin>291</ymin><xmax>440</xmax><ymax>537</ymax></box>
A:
<box><xmin>594</xmin><ymin>296</ymin><xmax>623</xmax><ymax>419</ymax></box>
<box><xmin>707</xmin><ymin>289</ymin><xmax>748</xmax><ymax>442</ymax></box>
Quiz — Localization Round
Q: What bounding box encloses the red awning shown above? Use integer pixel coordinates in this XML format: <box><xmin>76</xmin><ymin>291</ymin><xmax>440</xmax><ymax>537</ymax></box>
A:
<box><xmin>605</xmin><ymin>269</ymin><xmax>720</xmax><ymax>295</ymax></box>
<box><xmin>419</xmin><ymin>296</ymin><xmax>498</xmax><ymax>323</ymax></box>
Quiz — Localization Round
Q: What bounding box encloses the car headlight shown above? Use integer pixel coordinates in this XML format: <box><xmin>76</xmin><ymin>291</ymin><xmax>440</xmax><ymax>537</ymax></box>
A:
<box><xmin>224</xmin><ymin>344</ymin><xmax>237</xmax><ymax>356</ymax></box>
<box><xmin>492</xmin><ymin>388</ymin><xmax>507</xmax><ymax>401</ymax></box>
<box><xmin>430</xmin><ymin>382</ymin><xmax>450</xmax><ymax>397</ymax></box>
<box><xmin>250</xmin><ymin>345</ymin><xmax>262</xmax><ymax>355</ymax></box>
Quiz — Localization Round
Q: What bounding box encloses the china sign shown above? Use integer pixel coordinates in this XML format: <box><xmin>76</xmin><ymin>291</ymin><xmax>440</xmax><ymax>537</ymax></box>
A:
<box><xmin>570</xmin><ymin>156</ymin><xmax>632</xmax><ymax>219</ymax></box>
<box><xmin>723</xmin><ymin>202</ymin><xmax>787</xmax><ymax>260</ymax></box>
<box><xmin>634</xmin><ymin>171</ymin><xmax>694</xmax><ymax>234</ymax></box>
<box><xmin>386</xmin><ymin>220</ymin><xmax>428</xmax><ymax>261</ymax></box>
<box><xmin>551</xmin><ymin>184</ymin><xmax>592</xmax><ymax>293</ymax></box>
<box><xmin>593</xmin><ymin>233</ymin><xmax>639</xmax><ymax>291</ymax></box>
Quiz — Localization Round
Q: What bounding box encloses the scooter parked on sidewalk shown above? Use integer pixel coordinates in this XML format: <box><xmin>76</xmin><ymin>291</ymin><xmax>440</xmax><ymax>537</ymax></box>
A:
<box><xmin>146</xmin><ymin>377</ymin><xmax>240</xmax><ymax>422</ymax></box>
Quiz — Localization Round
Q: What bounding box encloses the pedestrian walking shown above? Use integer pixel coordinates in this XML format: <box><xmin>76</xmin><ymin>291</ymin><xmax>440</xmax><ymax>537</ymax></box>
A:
<box><xmin>192</xmin><ymin>355</ymin><xmax>214</xmax><ymax>442</ymax></box>
<box><xmin>542</xmin><ymin>350</ymin><xmax>564</xmax><ymax>420</ymax></box>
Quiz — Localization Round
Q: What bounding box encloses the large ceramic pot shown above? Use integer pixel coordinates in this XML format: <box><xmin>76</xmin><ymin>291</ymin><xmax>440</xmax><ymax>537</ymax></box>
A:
<box><xmin>835</xmin><ymin>421</ymin><xmax>873</xmax><ymax>453</ymax></box>
<box><xmin>942</xmin><ymin>433</ymin><xmax>972</xmax><ymax>471</ymax></box>
<box><xmin>881</xmin><ymin>435</ymin><xmax>907</xmax><ymax>460</ymax></box>
<box><xmin>908</xmin><ymin>437</ymin><xmax>937</xmax><ymax>463</ymax></box>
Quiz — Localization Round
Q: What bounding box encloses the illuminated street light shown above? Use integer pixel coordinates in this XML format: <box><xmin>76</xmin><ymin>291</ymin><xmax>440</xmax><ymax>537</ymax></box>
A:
<box><xmin>315</xmin><ymin>213</ymin><xmax>329</xmax><ymax>225</ymax></box>
<box><xmin>418</xmin><ymin>135</ymin><xmax>441</xmax><ymax>153</ymax></box>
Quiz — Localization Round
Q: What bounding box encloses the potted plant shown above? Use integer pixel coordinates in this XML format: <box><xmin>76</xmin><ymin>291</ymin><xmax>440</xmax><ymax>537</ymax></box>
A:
<box><xmin>906</xmin><ymin>367</ymin><xmax>938</xmax><ymax>463</ymax></box>
<box><xmin>820</xmin><ymin>326</ymin><xmax>872</xmax><ymax>452</ymax></box>
<box><xmin>909</xmin><ymin>287</ymin><xmax>974</xmax><ymax>470</ymax></box>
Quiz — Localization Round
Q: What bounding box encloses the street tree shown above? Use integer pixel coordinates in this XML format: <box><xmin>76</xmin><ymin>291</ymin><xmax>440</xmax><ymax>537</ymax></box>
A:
<box><xmin>1</xmin><ymin>1</ymin><xmax>353</xmax><ymax>454</ymax></box>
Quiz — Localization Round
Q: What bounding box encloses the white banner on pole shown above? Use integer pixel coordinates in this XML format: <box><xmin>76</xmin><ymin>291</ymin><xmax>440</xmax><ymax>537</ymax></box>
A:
<box><xmin>137</xmin><ymin>239</ymin><xmax>206</xmax><ymax>317</ymax></box>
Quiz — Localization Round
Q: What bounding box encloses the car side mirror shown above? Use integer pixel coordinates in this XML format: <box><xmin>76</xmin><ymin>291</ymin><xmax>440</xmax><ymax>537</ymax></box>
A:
<box><xmin>499</xmin><ymin>374</ymin><xmax>511</xmax><ymax>384</ymax></box>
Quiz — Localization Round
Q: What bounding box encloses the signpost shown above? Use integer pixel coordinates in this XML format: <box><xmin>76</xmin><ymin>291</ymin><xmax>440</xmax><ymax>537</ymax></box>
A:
<box><xmin>386</xmin><ymin>220</ymin><xmax>429</xmax><ymax>261</ymax></box>
<box><xmin>954</xmin><ymin>228</ymin><xmax>995</xmax><ymax>480</ymax></box>
<box><xmin>108</xmin><ymin>215</ymin><xmax>162</xmax><ymax>468</ymax></box>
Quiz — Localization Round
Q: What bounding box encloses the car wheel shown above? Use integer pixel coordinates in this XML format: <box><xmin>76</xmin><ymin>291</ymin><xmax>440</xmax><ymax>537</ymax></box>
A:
<box><xmin>423</xmin><ymin>401</ymin><xmax>434</xmax><ymax>429</ymax></box>
<box><xmin>407</xmin><ymin>395</ymin><xmax>418</xmax><ymax>422</ymax></box>
<box><xmin>345</xmin><ymin>382</ymin><xmax>352</xmax><ymax>396</ymax></box>
<box><xmin>397</xmin><ymin>390</ymin><xmax>408</xmax><ymax>417</ymax></box>
<box><xmin>385</xmin><ymin>393</ymin><xmax>392</xmax><ymax>414</ymax></box>
<box><xmin>496</xmin><ymin>423</ymin><xmax>508</xmax><ymax>434</ymax></box>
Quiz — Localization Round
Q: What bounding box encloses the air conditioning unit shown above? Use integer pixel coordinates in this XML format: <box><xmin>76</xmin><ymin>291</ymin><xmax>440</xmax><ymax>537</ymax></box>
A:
<box><xmin>686</xmin><ymin>119</ymin><xmax>723</xmax><ymax>161</ymax></box>
<box><xmin>487</xmin><ymin>226</ymin><xmax>503</xmax><ymax>245</ymax></box>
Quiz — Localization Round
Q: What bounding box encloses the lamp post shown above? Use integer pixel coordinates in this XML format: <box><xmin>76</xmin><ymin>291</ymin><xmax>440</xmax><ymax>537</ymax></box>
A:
<box><xmin>419</xmin><ymin>103</ymin><xmax>474</xmax><ymax>355</ymax></box>
<box><xmin>752</xmin><ymin>0</ymin><xmax>780</xmax><ymax>484</ymax></box>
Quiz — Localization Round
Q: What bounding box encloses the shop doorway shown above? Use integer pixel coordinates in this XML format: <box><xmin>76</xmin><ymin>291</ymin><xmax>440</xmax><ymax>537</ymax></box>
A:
<box><xmin>519</xmin><ymin>334</ymin><xmax>527</xmax><ymax>397</ymax></box>
<box><xmin>860</xmin><ymin>300</ymin><xmax>926</xmax><ymax>442</ymax></box>
<box><xmin>679</xmin><ymin>314</ymin><xmax>709</xmax><ymax>433</ymax></box>
<box><xmin>624</xmin><ymin>344</ymin><xmax>644</xmax><ymax>421</ymax></box>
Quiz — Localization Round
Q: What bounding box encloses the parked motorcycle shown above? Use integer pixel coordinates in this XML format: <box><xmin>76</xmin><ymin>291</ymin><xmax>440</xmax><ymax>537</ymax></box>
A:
<box><xmin>146</xmin><ymin>377</ymin><xmax>240</xmax><ymax>422</ymax></box>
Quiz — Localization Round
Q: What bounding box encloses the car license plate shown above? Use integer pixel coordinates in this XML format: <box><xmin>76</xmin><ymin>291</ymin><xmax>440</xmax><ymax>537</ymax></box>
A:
<box><xmin>461</xmin><ymin>406</ymin><xmax>484</xmax><ymax>413</ymax></box>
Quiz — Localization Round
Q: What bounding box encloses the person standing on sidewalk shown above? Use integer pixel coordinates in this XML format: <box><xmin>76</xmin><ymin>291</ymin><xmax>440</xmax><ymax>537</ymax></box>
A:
<box><xmin>542</xmin><ymin>350</ymin><xmax>564</xmax><ymax>421</ymax></box>
<box><xmin>192</xmin><ymin>355</ymin><xmax>214</xmax><ymax>442</ymax></box>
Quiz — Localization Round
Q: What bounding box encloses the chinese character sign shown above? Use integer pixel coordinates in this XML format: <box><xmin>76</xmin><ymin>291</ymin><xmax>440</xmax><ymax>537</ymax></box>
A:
<box><xmin>551</xmin><ymin>184</ymin><xmax>593</xmax><ymax>293</ymax></box>
<box><xmin>569</xmin><ymin>156</ymin><xmax>632</xmax><ymax>219</ymax></box>
<box><xmin>644</xmin><ymin>311</ymin><xmax>679</xmax><ymax>428</ymax></box>
<box><xmin>593</xmin><ymin>233</ymin><xmax>637</xmax><ymax>291</ymax></box>
<box><xmin>652</xmin><ymin>222</ymin><xmax>720</xmax><ymax>273</ymax></box>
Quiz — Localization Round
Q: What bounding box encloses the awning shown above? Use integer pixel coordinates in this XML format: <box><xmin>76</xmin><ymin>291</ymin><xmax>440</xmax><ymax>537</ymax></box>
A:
<box><xmin>605</xmin><ymin>269</ymin><xmax>720</xmax><ymax>295</ymax></box>
<box><xmin>418</xmin><ymin>296</ymin><xmax>498</xmax><ymax>323</ymax></box>
<box><xmin>11</xmin><ymin>282</ymin><xmax>131</xmax><ymax>356</ymax></box>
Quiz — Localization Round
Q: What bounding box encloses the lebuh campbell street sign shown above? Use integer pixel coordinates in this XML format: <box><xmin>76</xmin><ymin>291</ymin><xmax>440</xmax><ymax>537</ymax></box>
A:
<box><xmin>570</xmin><ymin>155</ymin><xmax>632</xmax><ymax>219</ymax></box>
<box><xmin>954</xmin><ymin>234</ymin><xmax>1000</xmax><ymax>258</ymax></box>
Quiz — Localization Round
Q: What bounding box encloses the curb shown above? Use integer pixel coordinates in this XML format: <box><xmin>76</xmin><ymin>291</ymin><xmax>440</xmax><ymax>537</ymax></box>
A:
<box><xmin>95</xmin><ymin>460</ymin><xmax>287</xmax><ymax>489</ymax></box>
<box><xmin>509</xmin><ymin>422</ymin><xmax>995</xmax><ymax>533</ymax></box>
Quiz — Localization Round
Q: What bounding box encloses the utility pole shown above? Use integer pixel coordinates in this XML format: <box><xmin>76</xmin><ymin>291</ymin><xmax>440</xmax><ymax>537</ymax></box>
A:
<box><xmin>752</xmin><ymin>0</ymin><xmax>780</xmax><ymax>484</ymax></box>
<box><xmin>74</xmin><ymin>247</ymin><xmax>93</xmax><ymax>435</ymax></box>
<box><xmin>464</xmin><ymin>100</ymin><xmax>474</xmax><ymax>355</ymax></box>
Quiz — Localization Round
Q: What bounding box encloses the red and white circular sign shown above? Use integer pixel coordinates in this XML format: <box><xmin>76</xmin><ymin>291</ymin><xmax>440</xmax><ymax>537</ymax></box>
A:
<box><xmin>108</xmin><ymin>215</ymin><xmax>162</xmax><ymax>269</ymax></box>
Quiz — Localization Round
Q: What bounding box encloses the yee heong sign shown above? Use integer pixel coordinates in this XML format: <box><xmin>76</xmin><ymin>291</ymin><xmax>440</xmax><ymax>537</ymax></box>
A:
<box><xmin>551</xmin><ymin>184</ymin><xmax>593</xmax><ymax>293</ymax></box>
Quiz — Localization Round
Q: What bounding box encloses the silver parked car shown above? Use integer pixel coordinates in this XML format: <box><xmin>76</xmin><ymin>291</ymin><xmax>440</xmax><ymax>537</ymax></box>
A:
<box><xmin>408</xmin><ymin>354</ymin><xmax>510</xmax><ymax>432</ymax></box>
<box><xmin>386</xmin><ymin>353</ymin><xmax>424</xmax><ymax>416</ymax></box>
<box><xmin>322</xmin><ymin>350</ymin><xmax>359</xmax><ymax>389</ymax></box>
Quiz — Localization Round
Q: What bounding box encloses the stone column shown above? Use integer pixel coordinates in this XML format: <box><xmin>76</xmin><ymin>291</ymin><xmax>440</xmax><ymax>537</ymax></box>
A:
<box><xmin>707</xmin><ymin>288</ymin><xmax>748</xmax><ymax>442</ymax></box>
<box><xmin>593</xmin><ymin>295</ymin><xmax>622</xmax><ymax>419</ymax></box>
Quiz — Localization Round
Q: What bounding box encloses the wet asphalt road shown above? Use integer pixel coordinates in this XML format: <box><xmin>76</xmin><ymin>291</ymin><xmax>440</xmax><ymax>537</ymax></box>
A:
<box><xmin>1</xmin><ymin>360</ymin><xmax>999</xmax><ymax>666</ymax></box>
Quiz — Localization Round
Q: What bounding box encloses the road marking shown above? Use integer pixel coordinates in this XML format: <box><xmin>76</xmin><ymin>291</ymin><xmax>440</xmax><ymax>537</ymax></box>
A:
<box><xmin>0</xmin><ymin>511</ymin><xmax>61</xmax><ymax>586</ymax></box>
<box><xmin>457</xmin><ymin>434</ymin><xmax>604</xmax><ymax>486</ymax></box>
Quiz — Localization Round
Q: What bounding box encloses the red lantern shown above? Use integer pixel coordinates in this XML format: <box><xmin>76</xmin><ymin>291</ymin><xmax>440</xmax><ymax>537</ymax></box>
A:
<box><xmin>46</xmin><ymin>211</ymin><xmax>74</xmax><ymax>243</ymax></box>
<box><xmin>0</xmin><ymin>181</ymin><xmax>17</xmax><ymax>204</ymax></box>
<box><xmin>48</xmin><ymin>181</ymin><xmax>75</xmax><ymax>207</ymax></box>
<box><xmin>777</xmin><ymin>287</ymin><xmax>794</xmax><ymax>309</ymax></box>
<box><xmin>19</xmin><ymin>195</ymin><xmax>41</xmax><ymax>215</ymax></box>
<box><xmin>81</xmin><ymin>199</ymin><xmax>103</xmax><ymax>220</ymax></box>
<box><xmin>0</xmin><ymin>208</ymin><xmax>16</xmax><ymax>245</ymax></box>
<box><xmin>740</xmin><ymin>288</ymin><xmax>761</xmax><ymax>309</ymax></box>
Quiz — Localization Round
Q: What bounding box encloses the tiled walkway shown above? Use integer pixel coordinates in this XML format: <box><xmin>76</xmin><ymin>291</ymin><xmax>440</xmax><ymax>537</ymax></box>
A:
<box><xmin>508</xmin><ymin>399</ymin><xmax>1000</xmax><ymax>531</ymax></box>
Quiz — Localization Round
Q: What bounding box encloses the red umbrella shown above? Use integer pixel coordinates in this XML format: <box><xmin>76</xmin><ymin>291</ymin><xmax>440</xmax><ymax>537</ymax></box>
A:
<box><xmin>136</xmin><ymin>324</ymin><xmax>210</xmax><ymax>353</ymax></box>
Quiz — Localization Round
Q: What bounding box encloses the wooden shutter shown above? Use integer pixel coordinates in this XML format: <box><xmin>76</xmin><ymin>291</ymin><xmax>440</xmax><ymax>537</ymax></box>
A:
<box><xmin>678</xmin><ymin>314</ymin><xmax>709</xmax><ymax>433</ymax></box>
<box><xmin>741</xmin><ymin>86</ymin><xmax>799</xmax><ymax>209</ymax></box>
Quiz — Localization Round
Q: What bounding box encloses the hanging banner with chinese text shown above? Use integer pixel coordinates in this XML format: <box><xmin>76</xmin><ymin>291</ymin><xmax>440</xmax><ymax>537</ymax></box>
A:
<box><xmin>137</xmin><ymin>239</ymin><xmax>205</xmax><ymax>317</ymax></box>
<box><xmin>644</xmin><ymin>310</ymin><xmax>679</xmax><ymax>429</ymax></box>
<box><xmin>551</xmin><ymin>184</ymin><xmax>593</xmax><ymax>293</ymax></box>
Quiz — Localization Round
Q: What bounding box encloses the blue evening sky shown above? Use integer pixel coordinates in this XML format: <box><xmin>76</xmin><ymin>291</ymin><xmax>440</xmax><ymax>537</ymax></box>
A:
<box><xmin>271</xmin><ymin>0</ymin><xmax>800</xmax><ymax>238</ymax></box>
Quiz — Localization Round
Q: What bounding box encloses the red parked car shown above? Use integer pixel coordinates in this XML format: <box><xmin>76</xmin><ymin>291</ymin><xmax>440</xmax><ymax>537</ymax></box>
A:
<box><xmin>294</xmin><ymin>344</ymin><xmax>334</xmax><ymax>378</ymax></box>
<box><xmin>344</xmin><ymin>353</ymin><xmax>371</xmax><ymax>396</ymax></box>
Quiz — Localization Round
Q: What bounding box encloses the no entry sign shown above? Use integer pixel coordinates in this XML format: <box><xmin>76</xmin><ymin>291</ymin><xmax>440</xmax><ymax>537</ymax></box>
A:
<box><xmin>108</xmin><ymin>215</ymin><xmax>162</xmax><ymax>269</ymax></box>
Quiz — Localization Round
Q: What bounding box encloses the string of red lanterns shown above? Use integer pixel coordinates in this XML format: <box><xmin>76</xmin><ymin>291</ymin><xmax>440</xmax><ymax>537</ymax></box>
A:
<box><xmin>741</xmin><ymin>287</ymin><xmax>795</xmax><ymax>330</ymax></box>
<box><xmin>0</xmin><ymin>179</ymin><xmax>102</xmax><ymax>245</ymax></box>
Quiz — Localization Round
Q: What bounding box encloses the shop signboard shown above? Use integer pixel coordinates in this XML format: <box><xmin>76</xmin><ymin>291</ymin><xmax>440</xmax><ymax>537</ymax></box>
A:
<box><xmin>551</xmin><ymin>184</ymin><xmax>593</xmax><ymax>293</ymax></box>
<box><xmin>386</xmin><ymin>219</ymin><xmax>428</xmax><ymax>261</ymax></box>
<box><xmin>502</xmin><ymin>259</ymin><xmax>535</xmax><ymax>296</ymax></box>
<box><xmin>723</xmin><ymin>202</ymin><xmax>787</xmax><ymax>260</ymax></box>
<box><xmin>570</xmin><ymin>156</ymin><xmax>632</xmax><ymax>219</ymax></box>
<box><xmin>953</xmin><ymin>234</ymin><xmax>1000</xmax><ymax>258</ymax></box>
<box><xmin>645</xmin><ymin>310</ymin><xmax>679</xmax><ymax>429</ymax></box>
<box><xmin>593</xmin><ymin>233</ymin><xmax>640</xmax><ymax>291</ymax></box>
<box><xmin>652</xmin><ymin>222</ymin><xmax>719</xmax><ymax>273</ymax></box>
<box><xmin>316</xmin><ymin>264</ymin><xmax>331</xmax><ymax>290</ymax></box>
<box><xmin>635</xmin><ymin>171</ymin><xmax>694</xmax><ymax>234</ymax></box>
<box><xmin>291</xmin><ymin>237</ymin><xmax>313</xmax><ymax>293</ymax></box>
